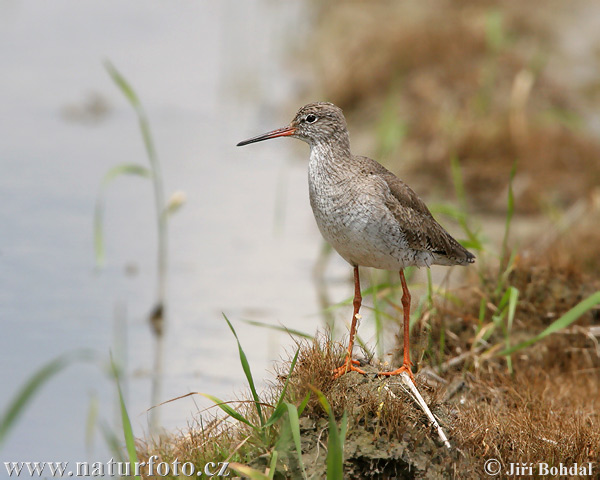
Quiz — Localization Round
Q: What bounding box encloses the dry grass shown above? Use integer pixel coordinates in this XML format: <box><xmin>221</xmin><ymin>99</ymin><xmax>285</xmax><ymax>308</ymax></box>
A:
<box><xmin>538</xmin><ymin>189</ymin><xmax>600</xmax><ymax>275</ymax></box>
<box><xmin>452</xmin><ymin>368</ymin><xmax>599</xmax><ymax>465</ymax></box>
<box><xmin>137</xmin><ymin>255</ymin><xmax>599</xmax><ymax>477</ymax></box>
<box><xmin>136</xmin><ymin>2</ymin><xmax>600</xmax><ymax>477</ymax></box>
<box><xmin>310</xmin><ymin>0</ymin><xmax>600</xmax><ymax>214</ymax></box>
<box><xmin>288</xmin><ymin>258</ymin><xmax>599</xmax><ymax>475</ymax></box>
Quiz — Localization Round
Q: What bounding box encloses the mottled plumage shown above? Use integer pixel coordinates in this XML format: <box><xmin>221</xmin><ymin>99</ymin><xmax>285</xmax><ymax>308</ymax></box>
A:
<box><xmin>238</xmin><ymin>102</ymin><xmax>475</xmax><ymax>380</ymax></box>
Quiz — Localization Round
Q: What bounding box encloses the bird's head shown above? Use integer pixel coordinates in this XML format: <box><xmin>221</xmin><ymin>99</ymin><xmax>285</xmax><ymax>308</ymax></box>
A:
<box><xmin>237</xmin><ymin>102</ymin><xmax>348</xmax><ymax>148</ymax></box>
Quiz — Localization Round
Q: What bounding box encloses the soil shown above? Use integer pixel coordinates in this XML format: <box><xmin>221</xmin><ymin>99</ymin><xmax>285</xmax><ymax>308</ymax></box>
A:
<box><xmin>138</xmin><ymin>2</ymin><xmax>600</xmax><ymax>478</ymax></box>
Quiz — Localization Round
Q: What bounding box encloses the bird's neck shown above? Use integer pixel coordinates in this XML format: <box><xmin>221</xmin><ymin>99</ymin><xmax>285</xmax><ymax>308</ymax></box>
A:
<box><xmin>309</xmin><ymin>135</ymin><xmax>352</xmax><ymax>174</ymax></box>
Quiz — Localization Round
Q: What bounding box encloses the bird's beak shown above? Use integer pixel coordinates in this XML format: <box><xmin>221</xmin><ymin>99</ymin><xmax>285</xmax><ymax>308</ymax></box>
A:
<box><xmin>236</xmin><ymin>125</ymin><xmax>296</xmax><ymax>146</ymax></box>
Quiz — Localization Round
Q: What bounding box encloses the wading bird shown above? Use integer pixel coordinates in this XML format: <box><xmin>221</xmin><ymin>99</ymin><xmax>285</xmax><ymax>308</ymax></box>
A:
<box><xmin>237</xmin><ymin>102</ymin><xmax>475</xmax><ymax>380</ymax></box>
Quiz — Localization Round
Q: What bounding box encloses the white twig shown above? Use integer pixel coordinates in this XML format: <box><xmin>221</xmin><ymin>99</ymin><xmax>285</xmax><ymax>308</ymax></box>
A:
<box><xmin>383</xmin><ymin>372</ymin><xmax>451</xmax><ymax>449</ymax></box>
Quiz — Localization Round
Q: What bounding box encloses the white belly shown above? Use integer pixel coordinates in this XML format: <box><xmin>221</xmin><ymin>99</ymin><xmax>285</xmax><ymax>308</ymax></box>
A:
<box><xmin>309</xmin><ymin>184</ymin><xmax>433</xmax><ymax>270</ymax></box>
<box><xmin>307</xmin><ymin>144</ymin><xmax>435</xmax><ymax>270</ymax></box>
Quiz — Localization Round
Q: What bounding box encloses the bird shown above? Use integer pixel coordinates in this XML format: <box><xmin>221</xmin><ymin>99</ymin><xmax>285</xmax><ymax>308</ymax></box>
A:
<box><xmin>237</xmin><ymin>102</ymin><xmax>475</xmax><ymax>380</ymax></box>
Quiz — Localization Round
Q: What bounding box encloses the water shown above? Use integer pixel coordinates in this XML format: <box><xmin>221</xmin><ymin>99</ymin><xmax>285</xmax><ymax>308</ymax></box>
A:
<box><xmin>0</xmin><ymin>0</ymin><xmax>362</xmax><ymax>466</ymax></box>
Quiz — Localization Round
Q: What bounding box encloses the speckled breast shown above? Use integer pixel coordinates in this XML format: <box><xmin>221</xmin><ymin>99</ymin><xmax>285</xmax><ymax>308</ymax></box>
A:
<box><xmin>308</xmin><ymin>173</ymin><xmax>432</xmax><ymax>271</ymax></box>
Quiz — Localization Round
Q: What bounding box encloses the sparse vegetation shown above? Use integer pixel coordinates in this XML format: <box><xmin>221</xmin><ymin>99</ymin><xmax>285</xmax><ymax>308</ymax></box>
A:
<box><xmin>137</xmin><ymin>2</ymin><xmax>600</xmax><ymax>477</ymax></box>
<box><xmin>3</xmin><ymin>2</ymin><xmax>599</xmax><ymax>478</ymax></box>
<box><xmin>137</xmin><ymin>252</ymin><xmax>599</xmax><ymax>477</ymax></box>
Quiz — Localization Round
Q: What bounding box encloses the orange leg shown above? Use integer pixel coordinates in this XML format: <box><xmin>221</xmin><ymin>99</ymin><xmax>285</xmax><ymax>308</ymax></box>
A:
<box><xmin>378</xmin><ymin>269</ymin><xmax>415</xmax><ymax>382</ymax></box>
<box><xmin>332</xmin><ymin>266</ymin><xmax>367</xmax><ymax>378</ymax></box>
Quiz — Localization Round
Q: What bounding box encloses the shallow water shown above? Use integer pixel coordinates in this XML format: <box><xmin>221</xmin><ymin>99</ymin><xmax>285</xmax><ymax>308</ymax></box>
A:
<box><xmin>0</xmin><ymin>0</ymin><xmax>362</xmax><ymax>464</ymax></box>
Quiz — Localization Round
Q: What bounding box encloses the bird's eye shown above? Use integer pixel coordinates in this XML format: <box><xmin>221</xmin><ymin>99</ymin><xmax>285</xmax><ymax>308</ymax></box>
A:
<box><xmin>305</xmin><ymin>114</ymin><xmax>317</xmax><ymax>123</ymax></box>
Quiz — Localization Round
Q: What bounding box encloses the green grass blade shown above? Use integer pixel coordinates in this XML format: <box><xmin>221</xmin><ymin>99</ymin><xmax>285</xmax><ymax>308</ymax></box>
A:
<box><xmin>459</xmin><ymin>238</ymin><xmax>484</xmax><ymax>251</ymax></box>
<box><xmin>297</xmin><ymin>392</ymin><xmax>310</xmax><ymax>416</ymax></box>
<box><xmin>265</xmin><ymin>348</ymin><xmax>300</xmax><ymax>427</ymax></box>
<box><xmin>497</xmin><ymin>285</ymin><xmax>512</xmax><ymax>312</ymax></box>
<box><xmin>101</xmin><ymin>164</ymin><xmax>152</xmax><ymax>187</ymax></box>
<box><xmin>494</xmin><ymin>248</ymin><xmax>518</xmax><ymax>297</ymax></box>
<box><xmin>268</xmin><ymin>450</ymin><xmax>278</xmax><ymax>480</ymax></box>
<box><xmin>138</xmin><ymin>114</ymin><xmax>160</xmax><ymax>175</ymax></box>
<box><xmin>426</xmin><ymin>268</ymin><xmax>434</xmax><ymax>310</ymax></box>
<box><xmin>110</xmin><ymin>356</ymin><xmax>140</xmax><ymax>480</ymax></box>
<box><xmin>485</xmin><ymin>9</ymin><xmax>505</xmax><ymax>52</ymax></box>
<box><xmin>504</xmin><ymin>286</ymin><xmax>519</xmax><ymax>373</ymax></box>
<box><xmin>498</xmin><ymin>291</ymin><xmax>600</xmax><ymax>356</ymax></box>
<box><xmin>310</xmin><ymin>388</ymin><xmax>344</xmax><ymax>480</ymax></box>
<box><xmin>325</xmin><ymin>420</ymin><xmax>344</xmax><ymax>478</ymax></box>
<box><xmin>478</xmin><ymin>296</ymin><xmax>487</xmax><ymax>329</ymax></box>
<box><xmin>93</xmin><ymin>163</ymin><xmax>151</xmax><ymax>267</ymax></box>
<box><xmin>229</xmin><ymin>463</ymin><xmax>270</xmax><ymax>480</ymax></box>
<box><xmin>85</xmin><ymin>391</ymin><xmax>99</xmax><ymax>452</ymax></box>
<box><xmin>326</xmin><ymin>280</ymin><xmax>395</xmax><ymax>311</ymax></box>
<box><xmin>276</xmin><ymin>347</ymin><xmax>299</xmax><ymax>405</ymax></box>
<box><xmin>104</xmin><ymin>63</ymin><xmax>168</xmax><ymax>371</ymax></box>
<box><xmin>243</xmin><ymin>319</ymin><xmax>313</xmax><ymax>340</ymax></box>
<box><xmin>506</xmin><ymin>287</ymin><xmax>519</xmax><ymax>333</ymax></box>
<box><xmin>339</xmin><ymin>411</ymin><xmax>348</xmax><ymax>446</ymax></box>
<box><xmin>93</xmin><ymin>200</ymin><xmax>106</xmax><ymax>267</ymax></box>
<box><xmin>117</xmin><ymin>385</ymin><xmax>138</xmax><ymax>476</ymax></box>
<box><xmin>285</xmin><ymin>402</ymin><xmax>307</xmax><ymax>479</ymax></box>
<box><xmin>376</xmin><ymin>99</ymin><xmax>406</xmax><ymax>159</ymax></box>
<box><xmin>0</xmin><ymin>350</ymin><xmax>95</xmax><ymax>447</ymax></box>
<box><xmin>104</xmin><ymin>61</ymin><xmax>141</xmax><ymax>110</ymax></box>
<box><xmin>449</xmin><ymin>156</ymin><xmax>484</xmax><ymax>251</ymax></box>
<box><xmin>450</xmin><ymin>156</ymin><xmax>467</xmax><ymax>213</ymax></box>
<box><xmin>263</xmin><ymin>403</ymin><xmax>286</xmax><ymax>429</ymax></box>
<box><xmin>499</xmin><ymin>161</ymin><xmax>516</xmax><ymax>272</ymax></box>
<box><xmin>105</xmin><ymin>62</ymin><xmax>162</xmax><ymax>211</ymax></box>
<box><xmin>199</xmin><ymin>393</ymin><xmax>256</xmax><ymax>430</ymax></box>
<box><xmin>223</xmin><ymin>314</ymin><xmax>265</xmax><ymax>426</ymax></box>
<box><xmin>429</xmin><ymin>202</ymin><xmax>465</xmax><ymax>222</ymax></box>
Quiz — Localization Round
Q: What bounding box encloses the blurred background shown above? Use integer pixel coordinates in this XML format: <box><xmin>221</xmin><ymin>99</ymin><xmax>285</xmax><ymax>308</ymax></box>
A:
<box><xmin>1</xmin><ymin>0</ymin><xmax>599</xmax><ymax>465</ymax></box>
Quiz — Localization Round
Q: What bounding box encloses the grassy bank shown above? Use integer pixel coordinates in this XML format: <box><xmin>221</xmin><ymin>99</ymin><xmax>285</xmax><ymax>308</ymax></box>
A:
<box><xmin>136</xmin><ymin>248</ymin><xmax>599</xmax><ymax>478</ymax></box>
<box><xmin>137</xmin><ymin>2</ymin><xmax>600</xmax><ymax>478</ymax></box>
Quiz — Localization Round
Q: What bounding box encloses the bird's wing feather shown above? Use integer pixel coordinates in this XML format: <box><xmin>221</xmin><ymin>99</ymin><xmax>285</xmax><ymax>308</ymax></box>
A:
<box><xmin>355</xmin><ymin>156</ymin><xmax>474</xmax><ymax>264</ymax></box>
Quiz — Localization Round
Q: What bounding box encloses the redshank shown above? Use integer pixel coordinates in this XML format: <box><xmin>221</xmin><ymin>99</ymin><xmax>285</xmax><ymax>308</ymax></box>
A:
<box><xmin>237</xmin><ymin>102</ymin><xmax>475</xmax><ymax>380</ymax></box>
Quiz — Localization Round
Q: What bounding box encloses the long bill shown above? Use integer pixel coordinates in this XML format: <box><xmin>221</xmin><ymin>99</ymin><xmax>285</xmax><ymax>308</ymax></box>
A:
<box><xmin>236</xmin><ymin>125</ymin><xmax>296</xmax><ymax>146</ymax></box>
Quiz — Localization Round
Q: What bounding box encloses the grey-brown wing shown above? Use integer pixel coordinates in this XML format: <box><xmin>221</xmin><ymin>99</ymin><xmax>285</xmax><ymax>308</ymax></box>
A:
<box><xmin>356</xmin><ymin>156</ymin><xmax>474</xmax><ymax>264</ymax></box>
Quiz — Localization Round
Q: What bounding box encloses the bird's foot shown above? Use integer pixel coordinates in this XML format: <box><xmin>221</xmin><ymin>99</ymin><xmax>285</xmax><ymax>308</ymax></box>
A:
<box><xmin>377</xmin><ymin>363</ymin><xmax>415</xmax><ymax>384</ymax></box>
<box><xmin>332</xmin><ymin>357</ymin><xmax>367</xmax><ymax>379</ymax></box>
